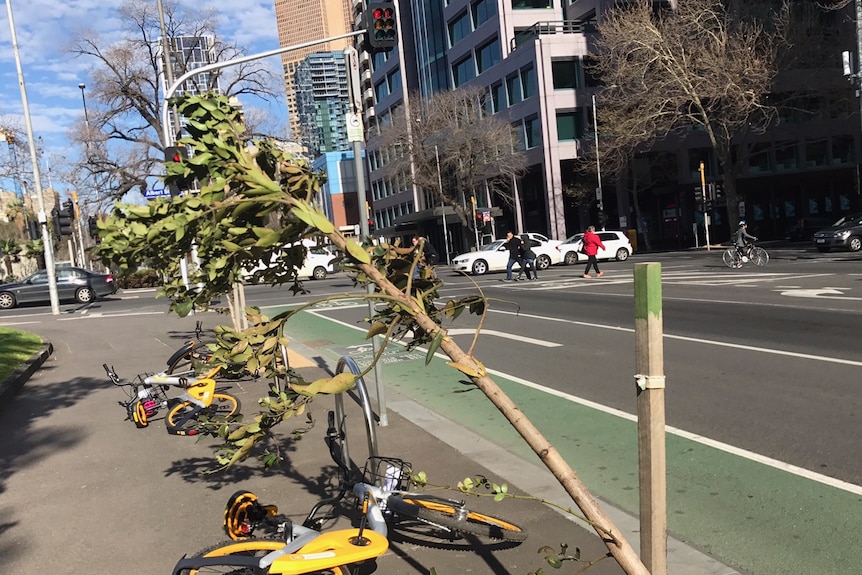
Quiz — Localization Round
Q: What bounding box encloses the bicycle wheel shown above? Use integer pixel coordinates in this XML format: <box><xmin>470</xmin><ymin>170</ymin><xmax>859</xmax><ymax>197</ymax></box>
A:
<box><xmin>751</xmin><ymin>247</ymin><xmax>769</xmax><ymax>266</ymax></box>
<box><xmin>388</xmin><ymin>494</ymin><xmax>527</xmax><ymax>542</ymax></box>
<box><xmin>721</xmin><ymin>249</ymin><xmax>739</xmax><ymax>268</ymax></box>
<box><xmin>166</xmin><ymin>394</ymin><xmax>241</xmax><ymax>436</ymax></box>
<box><xmin>173</xmin><ymin>539</ymin><xmax>346</xmax><ymax>575</ymax></box>
<box><xmin>165</xmin><ymin>401</ymin><xmax>201</xmax><ymax>435</ymax></box>
<box><xmin>166</xmin><ymin>342</ymin><xmax>212</xmax><ymax>376</ymax></box>
<box><xmin>132</xmin><ymin>400</ymin><xmax>149</xmax><ymax>428</ymax></box>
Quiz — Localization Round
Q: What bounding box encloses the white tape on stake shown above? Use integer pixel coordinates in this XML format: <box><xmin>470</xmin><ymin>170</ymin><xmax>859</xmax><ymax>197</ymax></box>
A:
<box><xmin>634</xmin><ymin>374</ymin><xmax>666</xmax><ymax>390</ymax></box>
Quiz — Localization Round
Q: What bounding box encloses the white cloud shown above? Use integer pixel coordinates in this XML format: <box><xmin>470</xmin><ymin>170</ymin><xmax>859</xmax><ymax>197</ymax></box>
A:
<box><xmin>0</xmin><ymin>0</ymin><xmax>284</xmax><ymax>192</ymax></box>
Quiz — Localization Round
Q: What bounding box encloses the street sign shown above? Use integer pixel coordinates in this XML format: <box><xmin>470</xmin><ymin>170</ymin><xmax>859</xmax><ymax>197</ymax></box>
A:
<box><xmin>346</xmin><ymin>112</ymin><xmax>364</xmax><ymax>142</ymax></box>
<box><xmin>144</xmin><ymin>187</ymin><xmax>170</xmax><ymax>199</ymax></box>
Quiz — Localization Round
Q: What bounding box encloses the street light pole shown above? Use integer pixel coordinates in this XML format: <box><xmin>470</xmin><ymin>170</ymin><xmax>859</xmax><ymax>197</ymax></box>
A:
<box><xmin>5</xmin><ymin>0</ymin><xmax>59</xmax><ymax>315</ymax></box>
<box><xmin>434</xmin><ymin>145</ymin><xmax>450</xmax><ymax>265</ymax></box>
<box><xmin>592</xmin><ymin>92</ymin><xmax>605</xmax><ymax>229</ymax></box>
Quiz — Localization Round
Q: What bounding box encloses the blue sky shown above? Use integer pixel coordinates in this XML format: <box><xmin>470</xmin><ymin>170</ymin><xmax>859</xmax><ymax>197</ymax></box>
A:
<box><xmin>0</xmin><ymin>0</ymin><xmax>286</xmax><ymax>195</ymax></box>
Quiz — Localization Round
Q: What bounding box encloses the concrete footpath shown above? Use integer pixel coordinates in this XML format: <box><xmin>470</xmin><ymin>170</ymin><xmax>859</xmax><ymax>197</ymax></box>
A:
<box><xmin>0</xmin><ymin>310</ymin><xmax>736</xmax><ymax>575</ymax></box>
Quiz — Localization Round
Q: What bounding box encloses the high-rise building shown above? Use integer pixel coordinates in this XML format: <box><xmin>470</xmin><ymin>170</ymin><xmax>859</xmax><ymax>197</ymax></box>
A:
<box><xmin>273</xmin><ymin>0</ymin><xmax>355</xmax><ymax>141</ymax></box>
<box><xmin>366</xmin><ymin>0</ymin><xmax>859</xmax><ymax>253</ymax></box>
<box><xmin>295</xmin><ymin>52</ymin><xmax>351</xmax><ymax>157</ymax></box>
<box><xmin>159</xmin><ymin>35</ymin><xmax>222</xmax><ymax>142</ymax></box>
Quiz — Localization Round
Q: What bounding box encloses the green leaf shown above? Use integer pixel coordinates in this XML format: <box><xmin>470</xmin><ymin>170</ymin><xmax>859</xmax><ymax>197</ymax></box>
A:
<box><xmin>344</xmin><ymin>239</ymin><xmax>370</xmax><ymax>264</ymax></box>
<box><xmin>425</xmin><ymin>330</ymin><xmax>444</xmax><ymax>365</ymax></box>
<box><xmin>366</xmin><ymin>321</ymin><xmax>388</xmax><ymax>339</ymax></box>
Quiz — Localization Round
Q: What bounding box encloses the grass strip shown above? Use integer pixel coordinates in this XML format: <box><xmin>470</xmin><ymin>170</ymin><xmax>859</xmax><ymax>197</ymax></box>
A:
<box><xmin>0</xmin><ymin>327</ymin><xmax>43</xmax><ymax>382</ymax></box>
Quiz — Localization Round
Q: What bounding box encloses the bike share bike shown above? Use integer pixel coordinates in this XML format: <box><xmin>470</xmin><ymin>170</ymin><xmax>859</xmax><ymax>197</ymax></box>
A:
<box><xmin>105</xmin><ymin>363</ymin><xmax>241</xmax><ymax>436</ymax></box>
<box><xmin>172</xmin><ymin>356</ymin><xmax>526</xmax><ymax>575</ymax></box>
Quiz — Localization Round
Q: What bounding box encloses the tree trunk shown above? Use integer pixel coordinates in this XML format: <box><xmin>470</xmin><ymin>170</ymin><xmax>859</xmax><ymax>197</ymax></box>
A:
<box><xmin>629</xmin><ymin>163</ymin><xmax>651</xmax><ymax>252</ymax></box>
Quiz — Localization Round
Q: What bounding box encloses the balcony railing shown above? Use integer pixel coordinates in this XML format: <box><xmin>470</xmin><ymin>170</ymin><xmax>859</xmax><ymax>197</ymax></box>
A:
<box><xmin>511</xmin><ymin>20</ymin><xmax>596</xmax><ymax>50</ymax></box>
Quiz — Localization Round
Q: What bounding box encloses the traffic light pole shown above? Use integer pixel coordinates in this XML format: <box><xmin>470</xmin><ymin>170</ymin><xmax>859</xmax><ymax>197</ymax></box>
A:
<box><xmin>5</xmin><ymin>0</ymin><xmax>60</xmax><ymax>315</ymax></box>
<box><xmin>160</xmin><ymin>30</ymin><xmax>366</xmax><ymax>148</ymax></box>
<box><xmin>159</xmin><ymin>30</ymin><xmax>365</xmax><ymax>301</ymax></box>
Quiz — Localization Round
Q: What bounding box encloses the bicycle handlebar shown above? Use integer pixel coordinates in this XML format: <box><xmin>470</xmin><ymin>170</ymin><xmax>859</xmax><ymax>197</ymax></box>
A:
<box><xmin>103</xmin><ymin>363</ymin><xmax>121</xmax><ymax>385</ymax></box>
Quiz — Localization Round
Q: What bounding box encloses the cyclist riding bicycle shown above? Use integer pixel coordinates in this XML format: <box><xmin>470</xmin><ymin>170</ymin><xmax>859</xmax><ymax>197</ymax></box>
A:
<box><xmin>733</xmin><ymin>220</ymin><xmax>757</xmax><ymax>268</ymax></box>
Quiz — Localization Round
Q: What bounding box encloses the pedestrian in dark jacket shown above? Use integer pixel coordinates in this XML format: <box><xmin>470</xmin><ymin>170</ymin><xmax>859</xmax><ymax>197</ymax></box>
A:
<box><xmin>582</xmin><ymin>226</ymin><xmax>605</xmax><ymax>278</ymax></box>
<box><xmin>502</xmin><ymin>231</ymin><xmax>522</xmax><ymax>281</ymax></box>
<box><xmin>517</xmin><ymin>234</ymin><xmax>538</xmax><ymax>280</ymax></box>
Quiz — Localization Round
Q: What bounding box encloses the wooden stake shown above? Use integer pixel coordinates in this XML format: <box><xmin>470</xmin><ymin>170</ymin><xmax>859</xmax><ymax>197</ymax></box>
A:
<box><xmin>634</xmin><ymin>262</ymin><xmax>667</xmax><ymax>575</ymax></box>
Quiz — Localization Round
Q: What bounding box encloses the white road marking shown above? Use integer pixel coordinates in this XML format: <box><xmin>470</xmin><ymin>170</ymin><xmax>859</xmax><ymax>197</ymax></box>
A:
<box><xmin>299</xmin><ymin>307</ymin><xmax>862</xmax><ymax>495</ymax></box>
<box><xmin>447</xmin><ymin>328</ymin><xmax>562</xmax><ymax>347</ymax></box>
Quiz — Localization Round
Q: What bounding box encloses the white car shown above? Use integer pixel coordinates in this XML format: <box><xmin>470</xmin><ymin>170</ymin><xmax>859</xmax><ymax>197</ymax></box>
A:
<box><xmin>452</xmin><ymin>238</ymin><xmax>559</xmax><ymax>275</ymax></box>
<box><xmin>244</xmin><ymin>247</ymin><xmax>336</xmax><ymax>281</ymax></box>
<box><xmin>522</xmin><ymin>232</ymin><xmax>563</xmax><ymax>249</ymax></box>
<box><xmin>556</xmin><ymin>230</ymin><xmax>633</xmax><ymax>265</ymax></box>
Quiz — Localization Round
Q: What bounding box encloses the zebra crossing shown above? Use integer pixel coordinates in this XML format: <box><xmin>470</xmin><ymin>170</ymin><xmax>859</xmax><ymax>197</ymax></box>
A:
<box><xmin>497</xmin><ymin>267</ymin><xmax>831</xmax><ymax>290</ymax></box>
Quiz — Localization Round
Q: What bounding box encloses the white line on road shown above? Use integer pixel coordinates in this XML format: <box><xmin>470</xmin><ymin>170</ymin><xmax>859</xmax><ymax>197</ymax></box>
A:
<box><xmin>447</xmin><ymin>328</ymin><xmax>562</xmax><ymax>347</ymax></box>
<box><xmin>306</xmin><ymin>306</ymin><xmax>862</xmax><ymax>494</ymax></box>
<box><xmin>493</xmin><ymin>308</ymin><xmax>862</xmax><ymax>367</ymax></box>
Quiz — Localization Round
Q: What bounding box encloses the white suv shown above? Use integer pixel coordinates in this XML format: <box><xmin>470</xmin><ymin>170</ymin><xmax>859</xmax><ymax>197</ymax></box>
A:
<box><xmin>556</xmin><ymin>230</ymin><xmax>633</xmax><ymax>265</ymax></box>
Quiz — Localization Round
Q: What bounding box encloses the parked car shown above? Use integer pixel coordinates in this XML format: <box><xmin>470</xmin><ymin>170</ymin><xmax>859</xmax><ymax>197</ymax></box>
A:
<box><xmin>0</xmin><ymin>267</ymin><xmax>118</xmax><ymax>309</ymax></box>
<box><xmin>556</xmin><ymin>230</ymin><xmax>633</xmax><ymax>265</ymax></box>
<box><xmin>785</xmin><ymin>217</ymin><xmax>834</xmax><ymax>242</ymax></box>
<box><xmin>452</xmin><ymin>238</ymin><xmax>559</xmax><ymax>275</ymax></box>
<box><xmin>812</xmin><ymin>214</ymin><xmax>862</xmax><ymax>252</ymax></box>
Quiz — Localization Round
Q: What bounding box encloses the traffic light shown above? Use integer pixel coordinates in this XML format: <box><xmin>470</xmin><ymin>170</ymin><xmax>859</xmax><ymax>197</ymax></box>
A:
<box><xmin>365</xmin><ymin>1</ymin><xmax>397</xmax><ymax>52</ymax></box>
<box><xmin>27</xmin><ymin>220</ymin><xmax>39</xmax><ymax>240</ymax></box>
<box><xmin>55</xmin><ymin>205</ymin><xmax>73</xmax><ymax>237</ymax></box>
<box><xmin>164</xmin><ymin>145</ymin><xmax>192</xmax><ymax>197</ymax></box>
<box><xmin>694</xmin><ymin>187</ymin><xmax>704</xmax><ymax>203</ymax></box>
<box><xmin>88</xmin><ymin>216</ymin><xmax>99</xmax><ymax>239</ymax></box>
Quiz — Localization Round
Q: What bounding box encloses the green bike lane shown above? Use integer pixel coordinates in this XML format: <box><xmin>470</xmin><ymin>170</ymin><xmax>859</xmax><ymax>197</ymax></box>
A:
<box><xmin>272</xmin><ymin>305</ymin><xmax>862</xmax><ymax>575</ymax></box>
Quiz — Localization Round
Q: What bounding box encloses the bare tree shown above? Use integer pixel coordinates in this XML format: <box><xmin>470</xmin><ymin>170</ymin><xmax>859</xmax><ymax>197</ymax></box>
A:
<box><xmin>592</xmin><ymin>0</ymin><xmax>791</xmax><ymax>230</ymax></box>
<box><xmin>371</xmin><ymin>86</ymin><xmax>527</xmax><ymax>244</ymax></box>
<box><xmin>65</xmin><ymin>0</ymin><xmax>281</xmax><ymax>202</ymax></box>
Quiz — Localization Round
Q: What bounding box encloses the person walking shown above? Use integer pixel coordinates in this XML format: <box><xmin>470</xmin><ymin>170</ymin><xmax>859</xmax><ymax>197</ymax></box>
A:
<box><xmin>582</xmin><ymin>226</ymin><xmax>605</xmax><ymax>278</ymax></box>
<box><xmin>502</xmin><ymin>231</ymin><xmax>522</xmax><ymax>281</ymax></box>
<box><xmin>411</xmin><ymin>235</ymin><xmax>439</xmax><ymax>278</ymax></box>
<box><xmin>517</xmin><ymin>234</ymin><xmax>538</xmax><ymax>280</ymax></box>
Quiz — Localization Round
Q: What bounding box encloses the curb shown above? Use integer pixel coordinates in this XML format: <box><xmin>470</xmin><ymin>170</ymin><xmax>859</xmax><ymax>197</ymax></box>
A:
<box><xmin>0</xmin><ymin>340</ymin><xmax>54</xmax><ymax>411</ymax></box>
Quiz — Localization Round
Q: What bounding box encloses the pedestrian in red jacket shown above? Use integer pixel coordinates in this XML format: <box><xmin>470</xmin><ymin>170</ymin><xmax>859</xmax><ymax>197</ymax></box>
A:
<box><xmin>582</xmin><ymin>226</ymin><xmax>605</xmax><ymax>278</ymax></box>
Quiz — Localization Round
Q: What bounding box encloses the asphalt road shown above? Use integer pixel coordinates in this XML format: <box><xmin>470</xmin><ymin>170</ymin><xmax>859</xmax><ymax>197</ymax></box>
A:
<box><xmin>2</xmin><ymin>242</ymin><xmax>861</xmax><ymax>575</ymax></box>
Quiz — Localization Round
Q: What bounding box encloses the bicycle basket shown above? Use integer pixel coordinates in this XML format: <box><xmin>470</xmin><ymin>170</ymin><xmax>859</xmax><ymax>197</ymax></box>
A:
<box><xmin>363</xmin><ymin>456</ymin><xmax>412</xmax><ymax>491</ymax></box>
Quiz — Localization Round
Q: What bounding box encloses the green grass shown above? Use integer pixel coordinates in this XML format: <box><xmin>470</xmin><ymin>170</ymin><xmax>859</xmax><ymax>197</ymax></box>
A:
<box><xmin>0</xmin><ymin>327</ymin><xmax>43</xmax><ymax>382</ymax></box>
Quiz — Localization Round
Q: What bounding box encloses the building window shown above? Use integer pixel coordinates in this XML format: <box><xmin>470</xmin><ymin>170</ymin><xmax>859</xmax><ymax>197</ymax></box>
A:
<box><xmin>832</xmin><ymin>135</ymin><xmax>854</xmax><ymax>165</ymax></box>
<box><xmin>583</xmin><ymin>56</ymin><xmax>600</xmax><ymax>88</ymax></box>
<box><xmin>374</xmin><ymin>80</ymin><xmax>389</xmax><ymax>102</ymax></box>
<box><xmin>448</xmin><ymin>11</ymin><xmax>471</xmax><ymax>47</ymax></box>
<box><xmin>506</xmin><ymin>72</ymin><xmax>522</xmax><ymax>105</ymax></box>
<box><xmin>387</xmin><ymin>70</ymin><xmax>402</xmax><ymax>93</ymax></box>
<box><xmin>453</xmin><ymin>56</ymin><xmax>475</xmax><ymax>87</ymax></box>
<box><xmin>747</xmin><ymin>143</ymin><xmax>770</xmax><ymax>172</ymax></box>
<box><xmin>552</xmin><ymin>59</ymin><xmax>581</xmax><ymax>89</ymax></box>
<box><xmin>805</xmin><ymin>139</ymin><xmax>828</xmax><ymax>168</ymax></box>
<box><xmin>372</xmin><ymin>51</ymin><xmax>388</xmax><ymax>72</ymax></box>
<box><xmin>512</xmin><ymin>0</ymin><xmax>553</xmax><ymax>8</ymax></box>
<box><xmin>521</xmin><ymin>65</ymin><xmax>537</xmax><ymax>99</ymax></box>
<box><xmin>524</xmin><ymin>115</ymin><xmax>542</xmax><ymax>149</ymax></box>
<box><xmin>472</xmin><ymin>0</ymin><xmax>497</xmax><ymax>26</ymax></box>
<box><xmin>774</xmin><ymin>142</ymin><xmax>798</xmax><ymax>171</ymax></box>
<box><xmin>556</xmin><ymin>111</ymin><xmax>582</xmax><ymax>141</ymax></box>
<box><xmin>491</xmin><ymin>83</ymin><xmax>505</xmax><ymax>113</ymax></box>
<box><xmin>476</xmin><ymin>37</ymin><xmax>501</xmax><ymax>74</ymax></box>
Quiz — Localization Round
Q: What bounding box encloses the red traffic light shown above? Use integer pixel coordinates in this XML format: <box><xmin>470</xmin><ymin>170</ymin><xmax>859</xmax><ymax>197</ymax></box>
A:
<box><xmin>365</xmin><ymin>1</ymin><xmax>397</xmax><ymax>51</ymax></box>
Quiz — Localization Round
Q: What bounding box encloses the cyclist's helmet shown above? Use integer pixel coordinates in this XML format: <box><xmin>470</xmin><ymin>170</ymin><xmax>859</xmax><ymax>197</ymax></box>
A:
<box><xmin>738</xmin><ymin>220</ymin><xmax>746</xmax><ymax>227</ymax></box>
